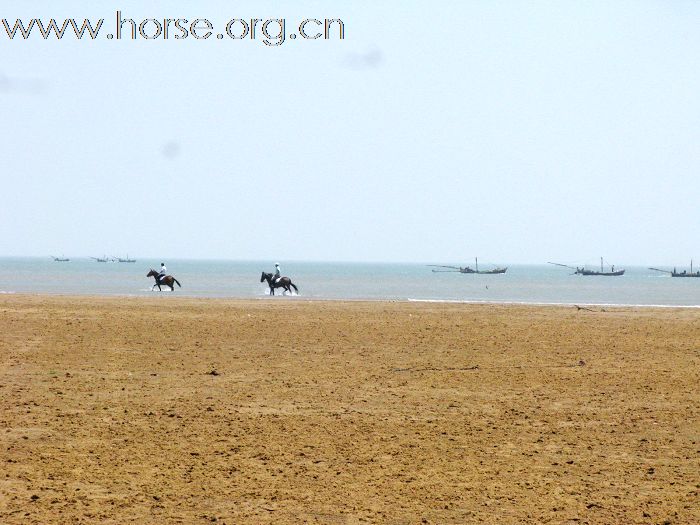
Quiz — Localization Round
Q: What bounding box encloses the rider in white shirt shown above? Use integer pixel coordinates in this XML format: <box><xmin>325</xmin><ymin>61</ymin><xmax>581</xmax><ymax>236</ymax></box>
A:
<box><xmin>273</xmin><ymin>263</ymin><xmax>281</xmax><ymax>283</ymax></box>
<box><xmin>158</xmin><ymin>263</ymin><xmax>167</xmax><ymax>284</ymax></box>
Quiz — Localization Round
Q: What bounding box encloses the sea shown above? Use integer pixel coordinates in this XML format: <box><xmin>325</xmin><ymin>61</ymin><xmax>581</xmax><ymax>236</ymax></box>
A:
<box><xmin>0</xmin><ymin>257</ymin><xmax>698</xmax><ymax>307</ymax></box>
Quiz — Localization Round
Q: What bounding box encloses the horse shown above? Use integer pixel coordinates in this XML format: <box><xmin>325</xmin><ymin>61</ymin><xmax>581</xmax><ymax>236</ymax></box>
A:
<box><xmin>147</xmin><ymin>269</ymin><xmax>182</xmax><ymax>291</ymax></box>
<box><xmin>260</xmin><ymin>272</ymin><xmax>299</xmax><ymax>296</ymax></box>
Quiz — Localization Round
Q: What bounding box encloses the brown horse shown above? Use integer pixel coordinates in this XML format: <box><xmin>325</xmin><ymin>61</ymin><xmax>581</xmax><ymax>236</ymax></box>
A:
<box><xmin>147</xmin><ymin>269</ymin><xmax>181</xmax><ymax>291</ymax></box>
<box><xmin>260</xmin><ymin>272</ymin><xmax>299</xmax><ymax>296</ymax></box>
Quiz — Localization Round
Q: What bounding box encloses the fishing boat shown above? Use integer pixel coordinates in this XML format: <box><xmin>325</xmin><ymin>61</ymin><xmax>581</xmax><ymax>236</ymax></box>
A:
<box><xmin>649</xmin><ymin>260</ymin><xmax>700</xmax><ymax>278</ymax></box>
<box><xmin>429</xmin><ymin>257</ymin><xmax>507</xmax><ymax>274</ymax></box>
<box><xmin>90</xmin><ymin>255</ymin><xmax>111</xmax><ymax>263</ymax></box>
<box><xmin>549</xmin><ymin>258</ymin><xmax>625</xmax><ymax>276</ymax></box>
<box><xmin>50</xmin><ymin>255</ymin><xmax>70</xmax><ymax>262</ymax></box>
<box><xmin>115</xmin><ymin>254</ymin><xmax>136</xmax><ymax>263</ymax></box>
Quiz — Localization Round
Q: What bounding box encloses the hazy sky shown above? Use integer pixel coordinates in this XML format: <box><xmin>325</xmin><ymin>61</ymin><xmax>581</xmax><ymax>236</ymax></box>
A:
<box><xmin>1</xmin><ymin>0</ymin><xmax>698</xmax><ymax>265</ymax></box>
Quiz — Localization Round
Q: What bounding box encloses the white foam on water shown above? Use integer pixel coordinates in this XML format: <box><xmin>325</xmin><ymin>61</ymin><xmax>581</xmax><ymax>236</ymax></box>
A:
<box><xmin>407</xmin><ymin>298</ymin><xmax>700</xmax><ymax>309</ymax></box>
<box><xmin>259</xmin><ymin>287</ymin><xmax>300</xmax><ymax>297</ymax></box>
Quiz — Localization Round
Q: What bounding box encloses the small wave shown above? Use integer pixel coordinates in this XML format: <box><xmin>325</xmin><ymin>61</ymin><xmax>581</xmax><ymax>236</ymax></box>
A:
<box><xmin>260</xmin><ymin>288</ymin><xmax>300</xmax><ymax>297</ymax></box>
<box><xmin>406</xmin><ymin>298</ymin><xmax>700</xmax><ymax>309</ymax></box>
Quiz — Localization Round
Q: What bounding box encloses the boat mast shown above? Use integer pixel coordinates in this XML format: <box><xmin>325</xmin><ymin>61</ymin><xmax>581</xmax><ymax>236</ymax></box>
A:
<box><xmin>601</xmin><ymin>257</ymin><xmax>603</xmax><ymax>273</ymax></box>
<box><xmin>475</xmin><ymin>257</ymin><xmax>478</xmax><ymax>272</ymax></box>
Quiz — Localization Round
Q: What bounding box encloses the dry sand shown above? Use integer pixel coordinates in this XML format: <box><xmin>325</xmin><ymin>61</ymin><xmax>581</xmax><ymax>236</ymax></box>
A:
<box><xmin>0</xmin><ymin>295</ymin><xmax>698</xmax><ymax>524</ymax></box>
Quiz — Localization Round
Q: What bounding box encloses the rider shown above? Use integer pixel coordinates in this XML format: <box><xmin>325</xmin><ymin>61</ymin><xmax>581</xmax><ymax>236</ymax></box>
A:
<box><xmin>157</xmin><ymin>263</ymin><xmax>167</xmax><ymax>284</ymax></box>
<box><xmin>273</xmin><ymin>263</ymin><xmax>281</xmax><ymax>284</ymax></box>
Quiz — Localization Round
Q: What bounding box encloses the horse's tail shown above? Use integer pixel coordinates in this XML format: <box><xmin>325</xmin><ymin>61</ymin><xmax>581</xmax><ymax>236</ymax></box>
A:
<box><xmin>173</xmin><ymin>278</ymin><xmax>181</xmax><ymax>288</ymax></box>
<box><xmin>290</xmin><ymin>282</ymin><xmax>298</xmax><ymax>293</ymax></box>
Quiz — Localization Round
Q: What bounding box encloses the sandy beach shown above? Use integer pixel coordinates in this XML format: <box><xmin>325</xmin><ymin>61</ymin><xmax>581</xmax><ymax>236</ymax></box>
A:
<box><xmin>0</xmin><ymin>295</ymin><xmax>697</xmax><ymax>524</ymax></box>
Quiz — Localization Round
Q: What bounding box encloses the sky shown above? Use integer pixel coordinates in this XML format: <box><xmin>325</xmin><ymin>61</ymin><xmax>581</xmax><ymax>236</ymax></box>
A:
<box><xmin>1</xmin><ymin>0</ymin><xmax>698</xmax><ymax>265</ymax></box>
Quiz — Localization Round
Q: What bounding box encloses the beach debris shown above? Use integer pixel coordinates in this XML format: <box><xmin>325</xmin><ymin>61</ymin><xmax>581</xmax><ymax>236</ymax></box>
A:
<box><xmin>206</xmin><ymin>369</ymin><xmax>220</xmax><ymax>376</ymax></box>
<box><xmin>575</xmin><ymin>305</ymin><xmax>608</xmax><ymax>312</ymax></box>
<box><xmin>575</xmin><ymin>305</ymin><xmax>595</xmax><ymax>312</ymax></box>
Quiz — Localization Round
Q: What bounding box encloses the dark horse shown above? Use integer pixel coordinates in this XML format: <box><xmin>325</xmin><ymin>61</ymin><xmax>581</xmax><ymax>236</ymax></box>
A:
<box><xmin>260</xmin><ymin>272</ymin><xmax>299</xmax><ymax>296</ymax></box>
<box><xmin>147</xmin><ymin>269</ymin><xmax>182</xmax><ymax>291</ymax></box>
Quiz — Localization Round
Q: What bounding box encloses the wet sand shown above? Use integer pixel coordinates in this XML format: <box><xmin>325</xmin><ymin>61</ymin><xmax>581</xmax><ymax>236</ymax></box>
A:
<box><xmin>0</xmin><ymin>295</ymin><xmax>698</xmax><ymax>524</ymax></box>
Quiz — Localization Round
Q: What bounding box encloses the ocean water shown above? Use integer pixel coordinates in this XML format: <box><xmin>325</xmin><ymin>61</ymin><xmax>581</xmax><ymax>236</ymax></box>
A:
<box><xmin>0</xmin><ymin>257</ymin><xmax>699</xmax><ymax>307</ymax></box>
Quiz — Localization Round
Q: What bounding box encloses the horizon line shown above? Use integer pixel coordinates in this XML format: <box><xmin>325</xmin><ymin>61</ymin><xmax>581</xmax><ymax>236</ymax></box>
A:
<box><xmin>1</xmin><ymin>254</ymin><xmax>696</xmax><ymax>268</ymax></box>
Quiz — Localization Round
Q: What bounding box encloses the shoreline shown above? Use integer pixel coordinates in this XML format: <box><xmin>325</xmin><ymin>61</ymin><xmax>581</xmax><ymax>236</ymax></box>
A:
<box><xmin>1</xmin><ymin>291</ymin><xmax>699</xmax><ymax>310</ymax></box>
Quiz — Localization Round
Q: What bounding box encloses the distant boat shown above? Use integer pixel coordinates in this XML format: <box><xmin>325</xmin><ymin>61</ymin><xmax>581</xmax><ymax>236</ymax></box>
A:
<box><xmin>90</xmin><ymin>255</ymin><xmax>111</xmax><ymax>263</ymax></box>
<box><xmin>428</xmin><ymin>257</ymin><xmax>507</xmax><ymax>274</ymax></box>
<box><xmin>114</xmin><ymin>254</ymin><xmax>136</xmax><ymax>263</ymax></box>
<box><xmin>649</xmin><ymin>260</ymin><xmax>700</xmax><ymax>278</ymax></box>
<box><xmin>549</xmin><ymin>257</ymin><xmax>625</xmax><ymax>276</ymax></box>
<box><xmin>50</xmin><ymin>255</ymin><xmax>70</xmax><ymax>262</ymax></box>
